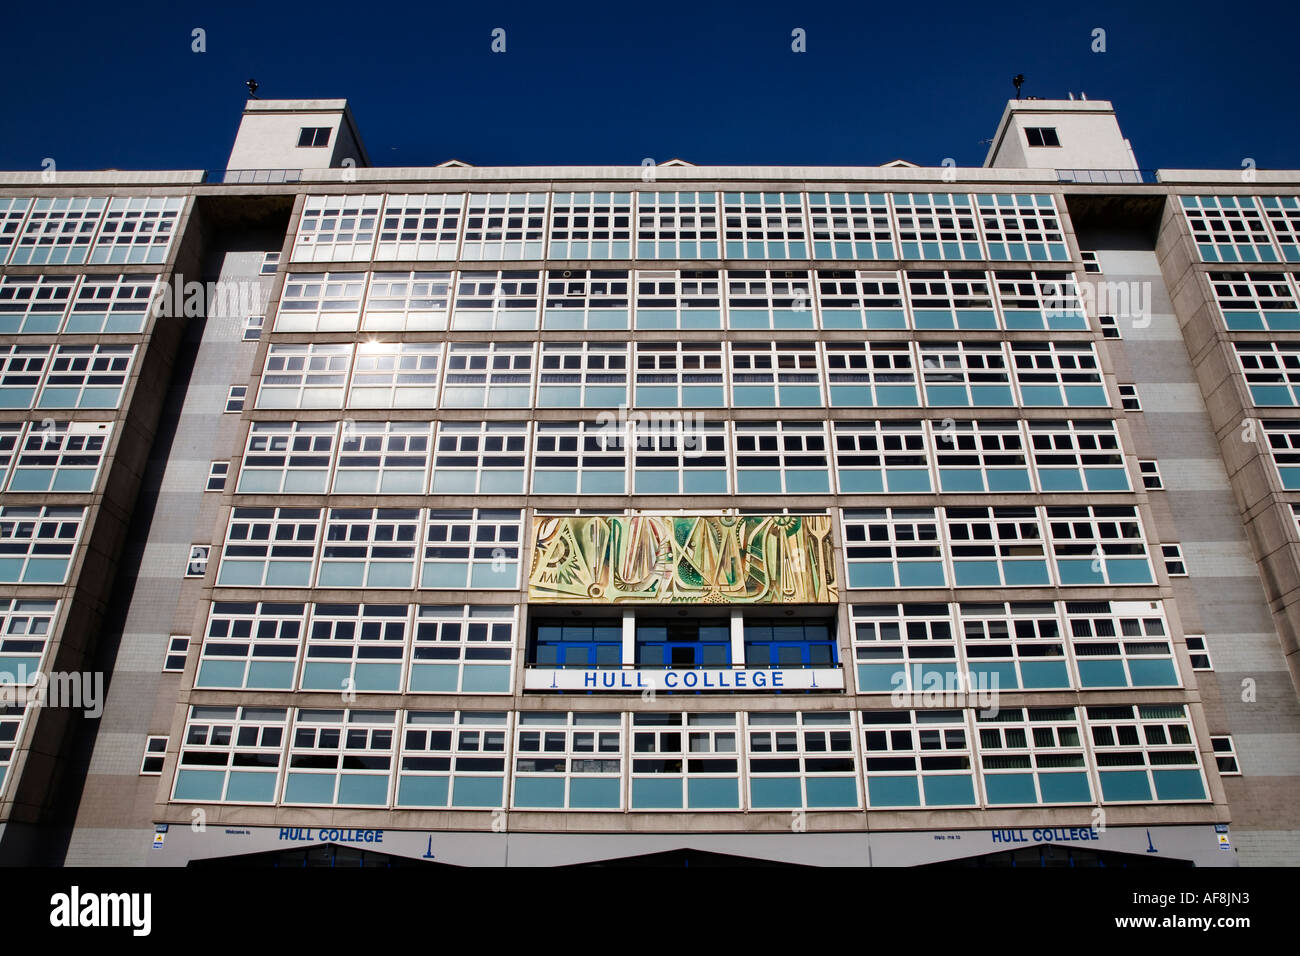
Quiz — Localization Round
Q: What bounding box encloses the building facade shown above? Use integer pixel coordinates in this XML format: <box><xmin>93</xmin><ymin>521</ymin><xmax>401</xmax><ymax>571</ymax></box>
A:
<box><xmin>0</xmin><ymin>97</ymin><xmax>1295</xmax><ymax>866</ymax></box>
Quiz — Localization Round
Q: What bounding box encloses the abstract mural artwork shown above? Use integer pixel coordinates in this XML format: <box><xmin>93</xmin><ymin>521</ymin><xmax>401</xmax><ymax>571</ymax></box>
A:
<box><xmin>528</xmin><ymin>514</ymin><xmax>837</xmax><ymax>604</ymax></box>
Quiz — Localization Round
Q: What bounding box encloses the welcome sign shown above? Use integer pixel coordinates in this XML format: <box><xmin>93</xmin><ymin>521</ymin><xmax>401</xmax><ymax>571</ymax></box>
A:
<box><xmin>528</xmin><ymin>514</ymin><xmax>837</xmax><ymax>605</ymax></box>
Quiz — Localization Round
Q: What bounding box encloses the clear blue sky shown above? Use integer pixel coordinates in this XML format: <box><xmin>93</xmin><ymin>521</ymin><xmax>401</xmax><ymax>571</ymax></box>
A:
<box><xmin>1</xmin><ymin>0</ymin><xmax>1296</xmax><ymax>172</ymax></box>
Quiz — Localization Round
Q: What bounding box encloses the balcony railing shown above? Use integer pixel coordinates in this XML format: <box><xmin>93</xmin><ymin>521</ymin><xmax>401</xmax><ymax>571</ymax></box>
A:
<box><xmin>1057</xmin><ymin>168</ymin><xmax>1160</xmax><ymax>184</ymax></box>
<box><xmin>207</xmin><ymin>168</ymin><xmax>303</xmax><ymax>184</ymax></box>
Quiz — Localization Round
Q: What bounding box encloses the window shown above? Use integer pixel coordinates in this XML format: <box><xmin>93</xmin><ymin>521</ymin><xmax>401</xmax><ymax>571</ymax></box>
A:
<box><xmin>808</xmin><ymin>192</ymin><xmax>895</xmax><ymax>260</ymax></box>
<box><xmin>8</xmin><ymin>421</ymin><xmax>111</xmax><ymax>493</ymax></box>
<box><xmin>420</xmin><ymin>509</ymin><xmax>521</xmax><ymax>590</ymax></box>
<box><xmin>549</xmin><ymin>192</ymin><xmax>632</xmax><ymax>259</ymax></box>
<box><xmin>0</xmin><ymin>598</ymin><xmax>59</xmax><ymax>685</ymax></box>
<box><xmin>335</xmin><ymin>421</ymin><xmax>431</xmax><ymax>494</ymax></box>
<box><xmin>348</xmin><ymin>342</ymin><xmax>441</xmax><ymax>408</ymax></box>
<box><xmin>513</xmin><ymin>712</ymin><xmax>623</xmax><ymax>810</ymax></box>
<box><xmin>1098</xmin><ymin>314</ymin><xmax>1120</xmax><ymax>338</ymax></box>
<box><xmin>1028</xmin><ymin>419</ymin><xmax>1129</xmax><ymax>492</ymax></box>
<box><xmin>1139</xmin><ymin>459</ymin><xmax>1163</xmax><ymax>490</ymax></box>
<box><xmin>1261</xmin><ymin>195</ymin><xmax>1300</xmax><ymax>262</ymax></box>
<box><xmin>538</xmin><ymin>342</ymin><xmax>629</xmax><ymax>408</ymax></box>
<box><xmin>0</xmin><ymin>506</ymin><xmax>85</xmax><ymax>584</ymax></box>
<box><xmin>410</xmin><ymin>605</ymin><xmax>514</xmax><ymax>693</ymax></box>
<box><xmin>1262</xmin><ymin>420</ymin><xmax>1300</xmax><ymax>489</ymax></box>
<box><xmin>430</xmin><ymin>421</ymin><xmax>527</xmax><ymax>495</ymax></box>
<box><xmin>225</xmin><ymin>385</ymin><xmax>247</xmax><ymax>413</ymax></box>
<box><xmin>919</xmin><ymin>341</ymin><xmax>1013</xmax><ymax>407</ymax></box>
<box><xmin>9</xmin><ymin>197</ymin><xmax>106</xmax><ymax>266</ymax></box>
<box><xmin>945</xmin><ymin>506</ymin><xmax>1050</xmax><ymax>587</ymax></box>
<box><xmin>297</xmin><ymin>127</ymin><xmax>331</xmax><ymax>147</ymax></box>
<box><xmin>1208</xmin><ymin>271</ymin><xmax>1300</xmax><ymax>331</ymax></box>
<box><xmin>275</xmin><ymin>272</ymin><xmax>364</xmax><ymax>332</ymax></box>
<box><xmin>735</xmin><ymin>421</ymin><xmax>830</xmax><ymax>494</ymax></box>
<box><xmin>300</xmin><ymin>603</ymin><xmax>409</xmax><ymax>692</ymax></box>
<box><xmin>441</xmin><ymin>343</ymin><xmax>534</xmax><ymax>408</ymax></box>
<box><xmin>260</xmin><ymin>252</ymin><xmax>280</xmax><ymax>275</ymax></box>
<box><xmin>185</xmin><ymin>546</ymin><xmax>210</xmax><ymax>578</ymax></box>
<box><xmin>542</xmin><ymin>269</ymin><xmax>629</xmax><ymax>330</ymax></box>
<box><xmin>316</xmin><ymin>509</ymin><xmax>420</xmax><ymax>589</ymax></box>
<box><xmin>633</xmin><ymin>341</ymin><xmax>725</xmax><ymax>408</ymax></box>
<box><xmin>630</xmin><ymin>712</ymin><xmax>740</xmax><ymax>810</ymax></box>
<box><xmin>861</xmin><ymin>710</ymin><xmax>976</xmax><ymax>808</ymax></box>
<box><xmin>730</xmin><ymin>341</ymin><xmax>822</xmax><ymax>407</ymax></box>
<box><xmin>958</xmin><ymin>601</ymin><xmax>1070</xmax><ymax>690</ymax></box>
<box><xmin>163</xmin><ymin>636</ymin><xmax>189</xmax><ymax>673</ymax></box>
<box><xmin>0</xmin><ymin>198</ymin><xmax>33</xmax><ymax>264</ymax></box>
<box><xmin>257</xmin><ymin>343</ymin><xmax>352</xmax><ymax>409</ymax></box>
<box><xmin>1064</xmin><ymin>599</ymin><xmax>1177</xmax><ymax>687</ymax></box>
<box><xmin>842</xmin><ymin>508</ymin><xmax>945</xmax><ymax>588</ymax></box>
<box><xmin>1010</xmin><ymin>341</ymin><xmax>1107</xmax><ymax>407</ymax></box>
<box><xmin>893</xmin><ymin>192</ymin><xmax>981</xmax><ymax>260</ymax></box>
<box><xmin>832</xmin><ymin>420</ymin><xmax>930</xmax><ymax>493</ymax></box>
<box><xmin>825</xmin><ymin>341</ymin><xmax>918</xmax><ymax>407</ymax></box>
<box><xmin>726</xmin><ymin>269</ymin><xmax>815</xmax><ymax>329</ymax></box>
<box><xmin>1086</xmin><ymin>704</ymin><xmax>1207</xmax><ymax>802</ymax></box>
<box><xmin>633</xmin><ymin>420</ymin><xmax>729</xmax><ymax>495</ymax></box>
<box><xmin>722</xmin><ymin>192</ymin><xmax>807</xmax><ymax>258</ymax></box>
<box><xmin>292</xmin><ymin>195</ymin><xmax>381</xmax><ymax>262</ymax></box>
<box><xmin>141</xmin><ymin>736</ymin><xmax>168</xmax><ymax>775</ymax></box>
<box><xmin>90</xmin><ymin>197</ymin><xmax>183</xmax><ymax>265</ymax></box>
<box><xmin>216</xmin><ymin>507</ymin><xmax>321</xmax><ymax>588</ymax></box>
<box><xmin>532</xmin><ymin>617</ymin><xmax>623</xmax><ymax>669</ymax></box>
<box><xmin>636</xmin><ymin>191</ymin><xmax>720</xmax><ymax>258</ymax></box>
<box><xmin>242</xmin><ymin>315</ymin><xmax>264</xmax><ymax>340</ymax></box>
<box><xmin>452</xmin><ymin>269</ymin><xmax>541</xmax><ymax>330</ymax></box>
<box><xmin>747</xmin><ymin>712</ymin><xmax>858</xmax><ymax>810</ymax></box>
<box><xmin>376</xmin><ymin>193</ymin><xmax>463</xmax><ymax>260</ymax></box>
<box><xmin>1184</xmin><ymin>634</ymin><xmax>1213</xmax><ymax>671</ymax></box>
<box><xmin>631</xmin><ymin>617</ymin><xmax>730</xmax><ymax>670</ymax></box>
<box><xmin>0</xmin><ymin>423</ymin><xmax>19</xmax><ymax>490</ymax></box>
<box><xmin>1080</xmin><ymin>250</ymin><xmax>1101</xmax><ymax>274</ymax></box>
<box><xmin>634</xmin><ymin>269</ymin><xmax>721</xmax><ymax>329</ymax></box>
<box><xmin>395</xmin><ymin>711</ymin><xmax>509</xmax><ymax>809</ymax></box>
<box><xmin>978</xmin><ymin>194</ymin><xmax>1068</xmax><ymax>262</ymax></box>
<box><xmin>532</xmin><ymin>422</ymin><xmax>626</xmax><ymax>494</ymax></box>
<box><xmin>743</xmin><ymin>619</ymin><xmax>837</xmax><ymax>669</ymax></box>
<box><xmin>194</xmin><ymin>601</ymin><xmax>306</xmax><ymax>689</ymax></box>
<box><xmin>907</xmin><ymin>270</ymin><xmax>996</xmax><ymax>329</ymax></box>
<box><xmin>0</xmin><ymin>345</ymin><xmax>50</xmax><ymax>410</ymax></box>
<box><xmin>977</xmin><ymin>706</ymin><xmax>1091</xmax><ymax>805</ymax></box>
<box><xmin>815</xmin><ymin>269</ymin><xmax>906</xmax><ymax>329</ymax></box>
<box><xmin>933</xmin><ymin>419</ymin><xmax>1030</xmax><ymax>493</ymax></box>
<box><xmin>461</xmin><ymin>192</ymin><xmax>547</xmax><ymax>260</ymax></box>
<box><xmin>1047</xmin><ymin>505</ymin><xmax>1154</xmax><ymax>586</ymax></box>
<box><xmin>0</xmin><ymin>274</ymin><xmax>78</xmax><ymax>334</ymax></box>
<box><xmin>998</xmin><ymin>270</ymin><xmax>1090</xmax><ymax>333</ymax></box>
<box><xmin>1235</xmin><ymin>342</ymin><xmax>1300</xmax><ymax>406</ymax></box>
<box><xmin>172</xmin><ymin>706</ymin><xmax>288</xmax><ymax>803</ymax></box>
<box><xmin>283</xmin><ymin>709</ymin><xmax>396</xmax><ymax>807</ymax></box>
<box><xmin>38</xmin><ymin>344</ymin><xmax>134</xmax><ymax>409</ymax></box>
<box><xmin>0</xmin><ymin>704</ymin><xmax>28</xmax><ymax>795</ymax></box>
<box><xmin>206</xmin><ymin>461</ymin><xmax>229</xmax><ymax>492</ymax></box>
<box><xmin>237</xmin><ymin>421</ymin><xmax>335</xmax><ymax>494</ymax></box>
<box><xmin>1118</xmin><ymin>383</ymin><xmax>1141</xmax><ymax>411</ymax></box>
<box><xmin>1210</xmin><ymin>735</ymin><xmax>1240</xmax><ymax>775</ymax></box>
<box><xmin>1025</xmin><ymin>127</ymin><xmax>1060</xmax><ymax>147</ymax></box>
<box><xmin>849</xmin><ymin>603</ymin><xmax>956</xmax><ymax>693</ymax></box>
<box><xmin>1180</xmin><ymin>195</ymin><xmax>1278</xmax><ymax>264</ymax></box>
<box><xmin>1161</xmin><ymin>543</ymin><xmax>1188</xmax><ymax>577</ymax></box>
<box><xmin>364</xmin><ymin>270</ymin><xmax>452</xmax><ymax>331</ymax></box>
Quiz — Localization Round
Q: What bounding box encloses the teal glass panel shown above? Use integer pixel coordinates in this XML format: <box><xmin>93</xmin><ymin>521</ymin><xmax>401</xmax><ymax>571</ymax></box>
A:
<box><xmin>866</xmin><ymin>775</ymin><xmax>920</xmax><ymax>807</ymax></box>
